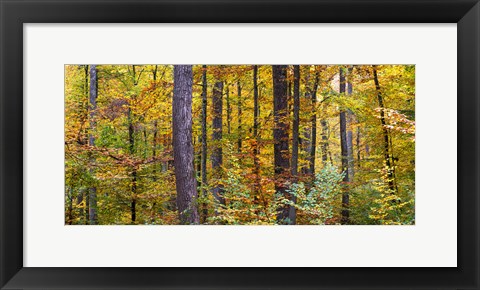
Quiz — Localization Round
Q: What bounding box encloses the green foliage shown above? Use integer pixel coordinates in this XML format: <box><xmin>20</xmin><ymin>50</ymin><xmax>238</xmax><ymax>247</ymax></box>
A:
<box><xmin>64</xmin><ymin>64</ymin><xmax>415</xmax><ymax>225</ymax></box>
<box><xmin>282</xmin><ymin>164</ymin><xmax>344</xmax><ymax>225</ymax></box>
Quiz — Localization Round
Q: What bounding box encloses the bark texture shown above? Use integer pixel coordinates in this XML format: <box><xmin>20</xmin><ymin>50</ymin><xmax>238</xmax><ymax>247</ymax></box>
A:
<box><xmin>253</xmin><ymin>65</ymin><xmax>261</xmax><ymax>201</ymax></box>
<box><xmin>289</xmin><ymin>65</ymin><xmax>300</xmax><ymax>224</ymax></box>
<box><xmin>173</xmin><ymin>65</ymin><xmax>200</xmax><ymax>224</ymax></box>
<box><xmin>346</xmin><ymin>66</ymin><xmax>355</xmax><ymax>180</ymax></box>
<box><xmin>201</xmin><ymin>65</ymin><xmax>208</xmax><ymax>221</ymax></box>
<box><xmin>309</xmin><ymin>68</ymin><xmax>320</xmax><ymax>176</ymax></box>
<box><xmin>237</xmin><ymin>81</ymin><xmax>242</xmax><ymax>153</ymax></box>
<box><xmin>272</xmin><ymin>65</ymin><xmax>291</xmax><ymax>224</ymax></box>
<box><xmin>211</xmin><ymin>79</ymin><xmax>225</xmax><ymax>205</ymax></box>
<box><xmin>339</xmin><ymin>67</ymin><xmax>350</xmax><ymax>225</ymax></box>
<box><xmin>88</xmin><ymin>64</ymin><xmax>98</xmax><ymax>225</ymax></box>
<box><xmin>372</xmin><ymin>65</ymin><xmax>396</xmax><ymax>195</ymax></box>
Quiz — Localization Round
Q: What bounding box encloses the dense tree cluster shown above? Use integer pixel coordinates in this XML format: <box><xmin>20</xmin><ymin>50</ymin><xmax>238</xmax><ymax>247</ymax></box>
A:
<box><xmin>65</xmin><ymin>64</ymin><xmax>415</xmax><ymax>225</ymax></box>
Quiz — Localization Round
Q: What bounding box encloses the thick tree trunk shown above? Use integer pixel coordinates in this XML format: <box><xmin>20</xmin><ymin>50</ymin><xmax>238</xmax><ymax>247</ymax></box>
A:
<box><xmin>172</xmin><ymin>65</ymin><xmax>200</xmax><ymax>224</ymax></box>
<box><xmin>237</xmin><ymin>81</ymin><xmax>242</xmax><ymax>153</ymax></box>
<box><xmin>289</xmin><ymin>65</ymin><xmax>300</xmax><ymax>224</ymax></box>
<box><xmin>372</xmin><ymin>65</ymin><xmax>396</xmax><ymax>194</ymax></box>
<box><xmin>339</xmin><ymin>67</ymin><xmax>350</xmax><ymax>225</ymax></box>
<box><xmin>272</xmin><ymin>65</ymin><xmax>291</xmax><ymax>224</ymax></box>
<box><xmin>88</xmin><ymin>64</ymin><xmax>98</xmax><ymax>225</ymax></box>
<box><xmin>201</xmin><ymin>65</ymin><xmax>208</xmax><ymax>222</ymax></box>
<box><xmin>211</xmin><ymin>79</ymin><xmax>225</xmax><ymax>205</ymax></box>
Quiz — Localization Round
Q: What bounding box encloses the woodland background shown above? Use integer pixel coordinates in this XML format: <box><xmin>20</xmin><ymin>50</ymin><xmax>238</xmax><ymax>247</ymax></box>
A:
<box><xmin>65</xmin><ymin>64</ymin><xmax>415</xmax><ymax>225</ymax></box>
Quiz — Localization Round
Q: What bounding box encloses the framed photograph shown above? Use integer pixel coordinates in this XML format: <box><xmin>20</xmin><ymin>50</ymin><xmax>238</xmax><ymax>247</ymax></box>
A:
<box><xmin>1</xmin><ymin>0</ymin><xmax>479</xmax><ymax>289</ymax></box>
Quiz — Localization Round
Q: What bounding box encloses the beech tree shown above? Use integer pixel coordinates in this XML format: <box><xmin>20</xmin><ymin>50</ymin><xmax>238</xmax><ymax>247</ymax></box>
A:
<box><xmin>88</xmin><ymin>64</ymin><xmax>98</xmax><ymax>225</ymax></box>
<box><xmin>272</xmin><ymin>65</ymin><xmax>292</xmax><ymax>224</ymax></box>
<box><xmin>211</xmin><ymin>77</ymin><xmax>225</xmax><ymax>206</ymax></box>
<box><xmin>339</xmin><ymin>66</ymin><xmax>350</xmax><ymax>224</ymax></box>
<box><xmin>201</xmin><ymin>65</ymin><xmax>208</xmax><ymax>221</ymax></box>
<box><xmin>65</xmin><ymin>64</ymin><xmax>415</xmax><ymax>225</ymax></box>
<box><xmin>373</xmin><ymin>65</ymin><xmax>396</xmax><ymax>195</ymax></box>
<box><xmin>172</xmin><ymin>65</ymin><xmax>199</xmax><ymax>224</ymax></box>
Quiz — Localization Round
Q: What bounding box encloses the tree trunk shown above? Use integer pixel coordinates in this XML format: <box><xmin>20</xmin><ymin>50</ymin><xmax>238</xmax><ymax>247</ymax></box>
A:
<box><xmin>152</xmin><ymin>66</ymin><xmax>159</xmax><ymax>177</ymax></box>
<box><xmin>77</xmin><ymin>189</ymin><xmax>84</xmax><ymax>224</ymax></box>
<box><xmin>309</xmin><ymin>68</ymin><xmax>320</xmax><ymax>176</ymax></box>
<box><xmin>88</xmin><ymin>64</ymin><xmax>98</xmax><ymax>225</ymax></box>
<box><xmin>301</xmin><ymin>67</ymin><xmax>311</xmax><ymax>175</ymax></box>
<box><xmin>66</xmin><ymin>187</ymin><xmax>74</xmax><ymax>225</ymax></box>
<box><xmin>289</xmin><ymin>65</ymin><xmax>300</xmax><ymax>224</ymax></box>
<box><xmin>372</xmin><ymin>65</ymin><xmax>396</xmax><ymax>194</ymax></box>
<box><xmin>291</xmin><ymin>65</ymin><xmax>300</xmax><ymax>177</ymax></box>
<box><xmin>321</xmin><ymin>119</ymin><xmax>329</xmax><ymax>164</ymax></box>
<box><xmin>272</xmin><ymin>65</ymin><xmax>291</xmax><ymax>224</ymax></box>
<box><xmin>356</xmin><ymin>126</ymin><xmax>361</xmax><ymax>168</ymax></box>
<box><xmin>346</xmin><ymin>66</ymin><xmax>355</xmax><ymax>180</ymax></box>
<box><xmin>153</xmin><ymin>120</ymin><xmax>158</xmax><ymax>178</ymax></box>
<box><xmin>211</xmin><ymin>79</ymin><xmax>225</xmax><ymax>205</ymax></box>
<box><xmin>237</xmin><ymin>81</ymin><xmax>242</xmax><ymax>153</ymax></box>
<box><xmin>172</xmin><ymin>65</ymin><xmax>200</xmax><ymax>224</ymax></box>
<box><xmin>128</xmin><ymin>65</ymin><xmax>138</xmax><ymax>224</ymax></box>
<box><xmin>226</xmin><ymin>84</ymin><xmax>231</xmax><ymax>135</ymax></box>
<box><xmin>253</xmin><ymin>65</ymin><xmax>261</xmax><ymax>201</ymax></box>
<box><xmin>85</xmin><ymin>192</ymin><xmax>90</xmax><ymax>225</ymax></box>
<box><xmin>339</xmin><ymin>67</ymin><xmax>350</xmax><ymax>225</ymax></box>
<box><xmin>201</xmin><ymin>65</ymin><xmax>208</xmax><ymax>222</ymax></box>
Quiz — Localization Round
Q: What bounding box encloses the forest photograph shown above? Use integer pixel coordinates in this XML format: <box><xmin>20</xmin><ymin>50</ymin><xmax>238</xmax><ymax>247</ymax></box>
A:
<box><xmin>65</xmin><ymin>64</ymin><xmax>415</xmax><ymax>225</ymax></box>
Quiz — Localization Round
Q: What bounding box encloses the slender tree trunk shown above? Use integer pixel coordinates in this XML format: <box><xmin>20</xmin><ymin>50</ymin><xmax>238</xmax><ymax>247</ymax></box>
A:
<box><xmin>226</xmin><ymin>84</ymin><xmax>231</xmax><ymax>135</ymax></box>
<box><xmin>321</xmin><ymin>119</ymin><xmax>329</xmax><ymax>164</ymax></box>
<box><xmin>372</xmin><ymin>65</ymin><xmax>396</xmax><ymax>194</ymax></box>
<box><xmin>153</xmin><ymin>120</ymin><xmax>158</xmax><ymax>178</ymax></box>
<box><xmin>152</xmin><ymin>65</ymin><xmax>159</xmax><ymax>178</ymax></box>
<box><xmin>196</xmin><ymin>136</ymin><xmax>201</xmax><ymax>190</ymax></box>
<box><xmin>339</xmin><ymin>67</ymin><xmax>350</xmax><ymax>225</ymax></box>
<box><xmin>309</xmin><ymin>68</ymin><xmax>320</xmax><ymax>176</ymax></box>
<box><xmin>201</xmin><ymin>65</ymin><xmax>208</xmax><ymax>222</ymax></box>
<box><xmin>289</xmin><ymin>65</ymin><xmax>300</xmax><ymax>224</ymax></box>
<box><xmin>237</xmin><ymin>81</ymin><xmax>242</xmax><ymax>153</ymax></box>
<box><xmin>356</xmin><ymin>126</ymin><xmax>361</xmax><ymax>168</ymax></box>
<box><xmin>211</xmin><ymin>79</ymin><xmax>225</xmax><ymax>205</ymax></box>
<box><xmin>128</xmin><ymin>106</ymin><xmax>137</xmax><ymax>223</ymax></box>
<box><xmin>85</xmin><ymin>192</ymin><xmax>90</xmax><ymax>225</ymax></box>
<box><xmin>143</xmin><ymin>127</ymin><xmax>148</xmax><ymax>159</ymax></box>
<box><xmin>88</xmin><ymin>64</ymin><xmax>98</xmax><ymax>225</ymax></box>
<box><xmin>77</xmin><ymin>189</ymin><xmax>84</xmax><ymax>224</ymax></box>
<box><xmin>66</xmin><ymin>187</ymin><xmax>74</xmax><ymax>225</ymax></box>
<box><xmin>346</xmin><ymin>66</ymin><xmax>355</xmax><ymax>180</ymax></box>
<box><xmin>272</xmin><ymin>65</ymin><xmax>291</xmax><ymax>224</ymax></box>
<box><xmin>291</xmin><ymin>65</ymin><xmax>300</xmax><ymax>177</ymax></box>
<box><xmin>253</xmin><ymin>65</ymin><xmax>261</xmax><ymax>201</ymax></box>
<box><xmin>128</xmin><ymin>65</ymin><xmax>138</xmax><ymax>224</ymax></box>
<box><xmin>172</xmin><ymin>65</ymin><xmax>200</xmax><ymax>224</ymax></box>
<box><xmin>301</xmin><ymin>67</ymin><xmax>311</xmax><ymax>175</ymax></box>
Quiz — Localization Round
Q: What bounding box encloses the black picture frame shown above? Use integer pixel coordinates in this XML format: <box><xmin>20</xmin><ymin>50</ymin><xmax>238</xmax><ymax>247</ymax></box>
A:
<box><xmin>1</xmin><ymin>0</ymin><xmax>479</xmax><ymax>289</ymax></box>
